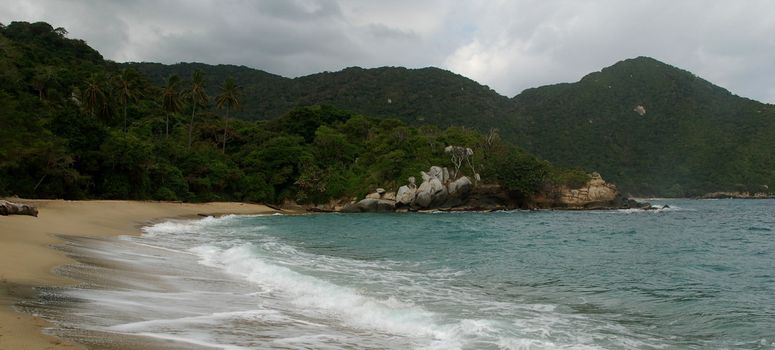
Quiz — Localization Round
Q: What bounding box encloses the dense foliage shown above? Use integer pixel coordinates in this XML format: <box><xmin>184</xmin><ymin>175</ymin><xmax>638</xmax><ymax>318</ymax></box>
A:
<box><xmin>130</xmin><ymin>56</ymin><xmax>775</xmax><ymax>197</ymax></box>
<box><xmin>511</xmin><ymin>57</ymin><xmax>775</xmax><ymax>196</ymax></box>
<box><xmin>0</xmin><ymin>21</ymin><xmax>578</xmax><ymax>203</ymax></box>
<box><xmin>124</xmin><ymin>63</ymin><xmax>514</xmax><ymax>129</ymax></box>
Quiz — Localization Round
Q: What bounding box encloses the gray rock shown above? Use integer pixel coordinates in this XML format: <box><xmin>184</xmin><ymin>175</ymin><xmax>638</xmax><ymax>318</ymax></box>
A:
<box><xmin>340</xmin><ymin>198</ymin><xmax>396</xmax><ymax>213</ymax></box>
<box><xmin>429</xmin><ymin>166</ymin><xmax>444</xmax><ymax>182</ymax></box>
<box><xmin>396</xmin><ymin>185</ymin><xmax>416</xmax><ymax>205</ymax></box>
<box><xmin>365</xmin><ymin>192</ymin><xmax>381</xmax><ymax>199</ymax></box>
<box><xmin>414</xmin><ymin>191</ymin><xmax>432</xmax><ymax>208</ymax></box>
<box><xmin>414</xmin><ymin>177</ymin><xmax>447</xmax><ymax>208</ymax></box>
<box><xmin>0</xmin><ymin>200</ymin><xmax>38</xmax><ymax>217</ymax></box>
<box><xmin>448</xmin><ymin>176</ymin><xmax>473</xmax><ymax>196</ymax></box>
<box><xmin>383</xmin><ymin>191</ymin><xmax>397</xmax><ymax>201</ymax></box>
<box><xmin>442</xmin><ymin>167</ymin><xmax>450</xmax><ymax>183</ymax></box>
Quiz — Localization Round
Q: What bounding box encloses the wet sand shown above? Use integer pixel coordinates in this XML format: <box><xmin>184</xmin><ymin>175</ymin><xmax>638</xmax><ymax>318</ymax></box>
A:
<box><xmin>0</xmin><ymin>199</ymin><xmax>284</xmax><ymax>350</ymax></box>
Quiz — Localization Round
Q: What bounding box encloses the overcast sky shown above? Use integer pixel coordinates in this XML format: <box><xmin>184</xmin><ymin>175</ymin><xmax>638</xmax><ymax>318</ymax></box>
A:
<box><xmin>3</xmin><ymin>0</ymin><xmax>775</xmax><ymax>102</ymax></box>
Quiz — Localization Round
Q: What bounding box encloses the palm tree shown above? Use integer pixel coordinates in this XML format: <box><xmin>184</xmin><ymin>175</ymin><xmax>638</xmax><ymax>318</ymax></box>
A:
<box><xmin>113</xmin><ymin>68</ymin><xmax>142</xmax><ymax>132</ymax></box>
<box><xmin>186</xmin><ymin>70</ymin><xmax>208</xmax><ymax>150</ymax></box>
<box><xmin>215</xmin><ymin>77</ymin><xmax>240</xmax><ymax>153</ymax></box>
<box><xmin>82</xmin><ymin>74</ymin><xmax>108</xmax><ymax>119</ymax></box>
<box><xmin>161</xmin><ymin>74</ymin><xmax>183</xmax><ymax>138</ymax></box>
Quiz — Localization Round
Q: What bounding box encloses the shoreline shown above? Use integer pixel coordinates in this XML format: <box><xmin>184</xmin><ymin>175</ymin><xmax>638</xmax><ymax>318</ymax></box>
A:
<box><xmin>0</xmin><ymin>199</ymin><xmax>286</xmax><ymax>350</ymax></box>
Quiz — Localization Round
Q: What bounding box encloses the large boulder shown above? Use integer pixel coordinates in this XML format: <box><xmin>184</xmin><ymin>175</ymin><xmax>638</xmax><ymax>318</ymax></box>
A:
<box><xmin>414</xmin><ymin>177</ymin><xmax>447</xmax><ymax>208</ymax></box>
<box><xmin>365</xmin><ymin>192</ymin><xmax>381</xmax><ymax>199</ymax></box>
<box><xmin>340</xmin><ymin>198</ymin><xmax>396</xmax><ymax>213</ymax></box>
<box><xmin>447</xmin><ymin>176</ymin><xmax>473</xmax><ymax>196</ymax></box>
<box><xmin>396</xmin><ymin>185</ymin><xmax>416</xmax><ymax>205</ymax></box>
<box><xmin>429</xmin><ymin>166</ymin><xmax>444</xmax><ymax>183</ymax></box>
<box><xmin>551</xmin><ymin>172</ymin><xmax>620</xmax><ymax>208</ymax></box>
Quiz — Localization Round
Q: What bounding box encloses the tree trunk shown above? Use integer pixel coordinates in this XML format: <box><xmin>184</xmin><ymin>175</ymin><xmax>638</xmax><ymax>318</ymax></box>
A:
<box><xmin>188</xmin><ymin>104</ymin><xmax>196</xmax><ymax>150</ymax></box>
<box><xmin>123</xmin><ymin>104</ymin><xmax>128</xmax><ymax>132</ymax></box>
<box><xmin>0</xmin><ymin>200</ymin><xmax>38</xmax><ymax>217</ymax></box>
<box><xmin>165</xmin><ymin>113</ymin><xmax>170</xmax><ymax>138</ymax></box>
<box><xmin>222</xmin><ymin>106</ymin><xmax>229</xmax><ymax>154</ymax></box>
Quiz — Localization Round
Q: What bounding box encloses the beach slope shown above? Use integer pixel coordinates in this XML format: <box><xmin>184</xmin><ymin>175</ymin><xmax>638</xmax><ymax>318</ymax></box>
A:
<box><xmin>0</xmin><ymin>199</ymin><xmax>280</xmax><ymax>350</ymax></box>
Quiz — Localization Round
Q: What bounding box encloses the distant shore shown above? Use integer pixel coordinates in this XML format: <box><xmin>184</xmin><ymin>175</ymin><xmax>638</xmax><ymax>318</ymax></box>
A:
<box><xmin>0</xmin><ymin>199</ymin><xmax>284</xmax><ymax>350</ymax></box>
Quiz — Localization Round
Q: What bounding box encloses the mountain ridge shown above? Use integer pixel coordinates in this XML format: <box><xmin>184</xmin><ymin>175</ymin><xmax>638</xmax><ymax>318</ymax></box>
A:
<box><xmin>3</xmin><ymin>20</ymin><xmax>771</xmax><ymax>197</ymax></box>
<box><xmin>124</xmin><ymin>56</ymin><xmax>775</xmax><ymax>196</ymax></box>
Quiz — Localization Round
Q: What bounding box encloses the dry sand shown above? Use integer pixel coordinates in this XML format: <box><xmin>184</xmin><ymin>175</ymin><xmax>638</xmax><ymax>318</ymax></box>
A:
<box><xmin>0</xmin><ymin>199</ymin><xmax>284</xmax><ymax>350</ymax></box>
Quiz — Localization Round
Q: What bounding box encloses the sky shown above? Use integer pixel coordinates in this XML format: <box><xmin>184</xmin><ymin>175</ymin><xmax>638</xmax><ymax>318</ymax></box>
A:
<box><xmin>3</xmin><ymin>0</ymin><xmax>775</xmax><ymax>103</ymax></box>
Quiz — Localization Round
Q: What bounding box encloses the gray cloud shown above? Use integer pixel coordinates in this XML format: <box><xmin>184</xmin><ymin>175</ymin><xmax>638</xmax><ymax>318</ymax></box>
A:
<box><xmin>2</xmin><ymin>0</ymin><xmax>774</xmax><ymax>102</ymax></box>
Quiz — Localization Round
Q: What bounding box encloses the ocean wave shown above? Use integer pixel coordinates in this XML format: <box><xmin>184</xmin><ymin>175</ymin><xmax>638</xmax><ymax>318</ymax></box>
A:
<box><xmin>142</xmin><ymin>215</ymin><xmax>267</xmax><ymax>238</ymax></box>
<box><xmin>190</xmin><ymin>244</ymin><xmax>445</xmax><ymax>338</ymax></box>
<box><xmin>611</xmin><ymin>204</ymin><xmax>694</xmax><ymax>214</ymax></box>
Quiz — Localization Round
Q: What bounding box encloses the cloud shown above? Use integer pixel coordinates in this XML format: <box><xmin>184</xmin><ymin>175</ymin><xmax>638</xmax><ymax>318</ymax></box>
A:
<box><xmin>443</xmin><ymin>0</ymin><xmax>775</xmax><ymax>100</ymax></box>
<box><xmin>1</xmin><ymin>0</ymin><xmax>774</xmax><ymax>102</ymax></box>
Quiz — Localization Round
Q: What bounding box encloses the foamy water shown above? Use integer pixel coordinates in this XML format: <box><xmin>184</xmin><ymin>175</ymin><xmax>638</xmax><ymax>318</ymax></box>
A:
<box><xmin>23</xmin><ymin>199</ymin><xmax>775</xmax><ymax>349</ymax></box>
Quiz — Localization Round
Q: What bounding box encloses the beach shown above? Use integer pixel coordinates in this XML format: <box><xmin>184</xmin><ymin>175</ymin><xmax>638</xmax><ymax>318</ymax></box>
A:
<box><xmin>0</xmin><ymin>199</ymin><xmax>281</xmax><ymax>350</ymax></box>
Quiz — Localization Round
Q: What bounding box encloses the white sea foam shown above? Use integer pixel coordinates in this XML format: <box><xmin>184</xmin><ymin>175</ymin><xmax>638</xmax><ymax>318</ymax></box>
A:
<box><xmin>141</xmin><ymin>215</ymin><xmax>260</xmax><ymax>237</ymax></box>
<box><xmin>190</xmin><ymin>244</ymin><xmax>447</xmax><ymax>339</ymax></box>
<box><xmin>612</xmin><ymin>204</ymin><xmax>693</xmax><ymax>214</ymax></box>
<box><xmin>134</xmin><ymin>332</ymin><xmax>249</xmax><ymax>350</ymax></box>
<box><xmin>109</xmin><ymin>309</ymin><xmax>289</xmax><ymax>332</ymax></box>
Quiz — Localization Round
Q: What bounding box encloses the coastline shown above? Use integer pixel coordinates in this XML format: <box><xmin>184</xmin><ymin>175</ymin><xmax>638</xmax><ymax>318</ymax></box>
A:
<box><xmin>0</xmin><ymin>199</ymin><xmax>284</xmax><ymax>350</ymax></box>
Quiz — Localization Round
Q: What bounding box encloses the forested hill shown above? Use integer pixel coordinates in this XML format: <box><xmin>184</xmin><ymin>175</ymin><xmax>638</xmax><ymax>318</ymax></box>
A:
<box><xmin>4</xmin><ymin>20</ymin><xmax>775</xmax><ymax>198</ymax></box>
<box><xmin>128</xmin><ymin>57</ymin><xmax>775</xmax><ymax>197</ymax></box>
<box><xmin>125</xmin><ymin>62</ymin><xmax>514</xmax><ymax>130</ymax></box>
<box><xmin>0</xmin><ymin>21</ymin><xmax>582</xmax><ymax>203</ymax></box>
<box><xmin>510</xmin><ymin>57</ymin><xmax>775</xmax><ymax>196</ymax></box>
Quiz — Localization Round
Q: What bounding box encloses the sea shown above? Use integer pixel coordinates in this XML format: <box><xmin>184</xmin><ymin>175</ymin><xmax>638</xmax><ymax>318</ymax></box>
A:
<box><xmin>23</xmin><ymin>199</ymin><xmax>775</xmax><ymax>349</ymax></box>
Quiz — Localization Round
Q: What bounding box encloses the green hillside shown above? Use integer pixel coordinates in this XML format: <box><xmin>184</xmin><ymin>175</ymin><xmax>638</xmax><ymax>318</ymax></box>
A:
<box><xmin>125</xmin><ymin>63</ymin><xmax>514</xmax><ymax>130</ymax></box>
<box><xmin>0</xmin><ymin>21</ymin><xmax>575</xmax><ymax>203</ymax></box>
<box><xmin>4</xmin><ymin>21</ymin><xmax>774</xmax><ymax>198</ymax></box>
<box><xmin>511</xmin><ymin>57</ymin><xmax>775</xmax><ymax>196</ymax></box>
<box><xmin>128</xmin><ymin>57</ymin><xmax>775</xmax><ymax>197</ymax></box>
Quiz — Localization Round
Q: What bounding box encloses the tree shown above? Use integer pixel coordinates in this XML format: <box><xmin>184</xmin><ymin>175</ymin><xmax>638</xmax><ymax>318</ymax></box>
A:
<box><xmin>215</xmin><ymin>77</ymin><xmax>240</xmax><ymax>153</ymax></box>
<box><xmin>445</xmin><ymin>145</ymin><xmax>474</xmax><ymax>180</ymax></box>
<box><xmin>186</xmin><ymin>70</ymin><xmax>208</xmax><ymax>150</ymax></box>
<box><xmin>30</xmin><ymin>66</ymin><xmax>58</xmax><ymax>101</ymax></box>
<box><xmin>81</xmin><ymin>74</ymin><xmax>108</xmax><ymax>119</ymax></box>
<box><xmin>113</xmin><ymin>68</ymin><xmax>142</xmax><ymax>132</ymax></box>
<box><xmin>161</xmin><ymin>74</ymin><xmax>183</xmax><ymax>138</ymax></box>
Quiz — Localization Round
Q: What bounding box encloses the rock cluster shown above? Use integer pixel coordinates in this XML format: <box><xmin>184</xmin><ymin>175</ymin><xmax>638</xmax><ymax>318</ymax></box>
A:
<box><xmin>341</xmin><ymin>166</ymin><xmax>473</xmax><ymax>213</ymax></box>
<box><xmin>557</xmin><ymin>172</ymin><xmax>618</xmax><ymax>205</ymax></box>
<box><xmin>531</xmin><ymin>172</ymin><xmax>650</xmax><ymax>210</ymax></box>
<box><xmin>0</xmin><ymin>200</ymin><xmax>38</xmax><ymax>216</ymax></box>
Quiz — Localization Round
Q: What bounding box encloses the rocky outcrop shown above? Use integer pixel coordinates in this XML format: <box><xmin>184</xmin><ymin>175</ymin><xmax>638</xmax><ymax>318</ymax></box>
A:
<box><xmin>0</xmin><ymin>200</ymin><xmax>38</xmax><ymax>216</ymax></box>
<box><xmin>341</xmin><ymin>165</ymin><xmax>475</xmax><ymax>213</ymax></box>
<box><xmin>700</xmin><ymin>191</ymin><xmax>773</xmax><ymax>199</ymax></box>
<box><xmin>532</xmin><ymin>172</ymin><xmax>650</xmax><ymax>209</ymax></box>
<box><xmin>558</xmin><ymin>172</ymin><xmax>618</xmax><ymax>206</ymax></box>
<box><xmin>340</xmin><ymin>198</ymin><xmax>396</xmax><ymax>213</ymax></box>
<box><xmin>338</xmin><ymin>170</ymin><xmax>649</xmax><ymax>213</ymax></box>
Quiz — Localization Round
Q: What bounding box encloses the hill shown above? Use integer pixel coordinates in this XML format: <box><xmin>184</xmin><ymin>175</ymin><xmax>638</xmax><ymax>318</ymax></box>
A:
<box><xmin>125</xmin><ymin>62</ymin><xmax>514</xmax><ymax>130</ymax></box>
<box><xmin>127</xmin><ymin>57</ymin><xmax>775</xmax><ymax>196</ymax></box>
<box><xmin>4</xmin><ymin>21</ymin><xmax>774</xmax><ymax>197</ymax></box>
<box><xmin>1</xmin><ymin>21</ymin><xmax>582</xmax><ymax>205</ymax></box>
<box><xmin>511</xmin><ymin>57</ymin><xmax>775</xmax><ymax>196</ymax></box>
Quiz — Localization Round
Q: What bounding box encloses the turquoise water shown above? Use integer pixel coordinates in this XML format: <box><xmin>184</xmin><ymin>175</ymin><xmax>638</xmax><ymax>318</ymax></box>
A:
<box><xmin>36</xmin><ymin>199</ymin><xmax>775</xmax><ymax>349</ymax></box>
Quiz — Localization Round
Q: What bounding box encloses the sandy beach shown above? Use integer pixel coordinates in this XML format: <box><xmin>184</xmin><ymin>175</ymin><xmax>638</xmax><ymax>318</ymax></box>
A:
<box><xmin>0</xmin><ymin>199</ymin><xmax>282</xmax><ymax>350</ymax></box>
